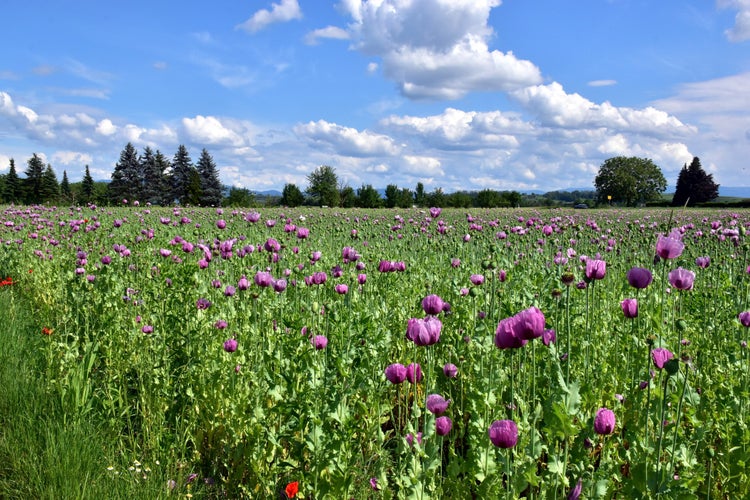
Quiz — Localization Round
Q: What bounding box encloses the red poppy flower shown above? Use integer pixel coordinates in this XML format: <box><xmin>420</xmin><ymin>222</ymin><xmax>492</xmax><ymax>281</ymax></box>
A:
<box><xmin>285</xmin><ymin>481</ymin><xmax>299</xmax><ymax>498</ymax></box>
<box><xmin>42</xmin><ymin>327</ymin><xmax>54</xmax><ymax>336</ymax></box>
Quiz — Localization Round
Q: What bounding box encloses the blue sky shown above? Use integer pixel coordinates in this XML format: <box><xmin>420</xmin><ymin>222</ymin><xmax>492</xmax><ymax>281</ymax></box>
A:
<box><xmin>1</xmin><ymin>0</ymin><xmax>750</xmax><ymax>193</ymax></box>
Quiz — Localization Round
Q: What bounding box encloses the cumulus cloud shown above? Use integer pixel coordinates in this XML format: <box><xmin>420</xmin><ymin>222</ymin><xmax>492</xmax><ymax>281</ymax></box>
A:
<box><xmin>718</xmin><ymin>0</ymin><xmax>750</xmax><ymax>42</ymax></box>
<box><xmin>294</xmin><ymin>119</ymin><xmax>401</xmax><ymax>157</ymax></box>
<box><xmin>52</xmin><ymin>151</ymin><xmax>93</xmax><ymax>166</ymax></box>
<box><xmin>182</xmin><ymin>115</ymin><xmax>246</xmax><ymax>147</ymax></box>
<box><xmin>341</xmin><ymin>0</ymin><xmax>541</xmax><ymax>99</ymax></box>
<box><xmin>237</xmin><ymin>0</ymin><xmax>302</xmax><ymax>33</ymax></box>
<box><xmin>304</xmin><ymin>25</ymin><xmax>350</xmax><ymax>45</ymax></box>
<box><xmin>382</xmin><ymin>107</ymin><xmax>527</xmax><ymax>149</ymax></box>
<box><xmin>510</xmin><ymin>82</ymin><xmax>696</xmax><ymax>137</ymax></box>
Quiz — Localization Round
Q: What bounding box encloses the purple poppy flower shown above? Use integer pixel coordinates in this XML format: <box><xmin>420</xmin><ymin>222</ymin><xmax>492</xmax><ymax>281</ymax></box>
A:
<box><xmin>426</xmin><ymin>394</ymin><xmax>450</xmax><ymax>415</ymax></box>
<box><xmin>470</xmin><ymin>274</ymin><xmax>485</xmax><ymax>285</ymax></box>
<box><xmin>651</xmin><ymin>348</ymin><xmax>674</xmax><ymax>369</ymax></box>
<box><xmin>334</xmin><ymin>284</ymin><xmax>349</xmax><ymax>294</ymax></box>
<box><xmin>668</xmin><ymin>268</ymin><xmax>695</xmax><ymax>291</ymax></box>
<box><xmin>585</xmin><ymin>258</ymin><xmax>606</xmax><ymax>280</ymax></box>
<box><xmin>429</xmin><ymin>207</ymin><xmax>442</xmax><ymax>218</ymax></box>
<box><xmin>406</xmin><ymin>362</ymin><xmax>422</xmax><ymax>384</ymax></box>
<box><xmin>141</xmin><ymin>325</ymin><xmax>154</xmax><ymax>334</ymax></box>
<box><xmin>296</xmin><ymin>227</ymin><xmax>309</xmax><ymax>239</ymax></box>
<box><xmin>369</xmin><ymin>478</ymin><xmax>379</xmax><ymax>491</ymax></box>
<box><xmin>739</xmin><ymin>311</ymin><xmax>750</xmax><ymax>327</ymax></box>
<box><xmin>406</xmin><ymin>317</ymin><xmax>442</xmax><ymax>346</ymax></box>
<box><xmin>311</xmin><ymin>335</ymin><xmax>328</xmax><ymax>350</ymax></box>
<box><xmin>621</xmin><ymin>298</ymin><xmax>638</xmax><ymax>319</ymax></box>
<box><xmin>488</xmin><ymin>419</ymin><xmax>518</xmax><ymax>448</ymax></box>
<box><xmin>254</xmin><ymin>271</ymin><xmax>273</xmax><ymax>288</ymax></box>
<box><xmin>568</xmin><ymin>478</ymin><xmax>583</xmax><ymax>500</ymax></box>
<box><xmin>237</xmin><ymin>275</ymin><xmax>250</xmax><ymax>290</ymax></box>
<box><xmin>358</xmin><ymin>273</ymin><xmax>367</xmax><ymax>284</ymax></box>
<box><xmin>216</xmin><ymin>219</ymin><xmax>226</xmax><ymax>229</ymax></box>
<box><xmin>214</xmin><ymin>320</ymin><xmax>228</xmax><ymax>329</ymax></box>
<box><xmin>224</xmin><ymin>285</ymin><xmax>236</xmax><ymax>297</ymax></box>
<box><xmin>494</xmin><ymin>315</ymin><xmax>527</xmax><ymax>349</ymax></box>
<box><xmin>385</xmin><ymin>363</ymin><xmax>407</xmax><ymax>384</ymax></box>
<box><xmin>435</xmin><ymin>416</ymin><xmax>452</xmax><ymax>436</ymax></box>
<box><xmin>695</xmin><ymin>256</ymin><xmax>711</xmax><ymax>269</ymax></box>
<box><xmin>421</xmin><ymin>294</ymin><xmax>445</xmax><ymax>315</ymax></box>
<box><xmin>405</xmin><ymin>432</ymin><xmax>423</xmax><ymax>447</ymax></box>
<box><xmin>626</xmin><ymin>267</ymin><xmax>653</xmax><ymax>289</ymax></box>
<box><xmin>542</xmin><ymin>329</ymin><xmax>556</xmax><ymax>346</ymax></box>
<box><xmin>223</xmin><ymin>338</ymin><xmax>238</xmax><ymax>353</ymax></box>
<box><xmin>594</xmin><ymin>407</ymin><xmax>616</xmax><ymax>435</ymax></box>
<box><xmin>515</xmin><ymin>306</ymin><xmax>546</xmax><ymax>340</ymax></box>
<box><xmin>101</xmin><ymin>255</ymin><xmax>112</xmax><ymax>265</ymax></box>
<box><xmin>656</xmin><ymin>233</ymin><xmax>684</xmax><ymax>260</ymax></box>
<box><xmin>196</xmin><ymin>298</ymin><xmax>211</xmax><ymax>310</ymax></box>
<box><xmin>443</xmin><ymin>363</ymin><xmax>458</xmax><ymax>378</ymax></box>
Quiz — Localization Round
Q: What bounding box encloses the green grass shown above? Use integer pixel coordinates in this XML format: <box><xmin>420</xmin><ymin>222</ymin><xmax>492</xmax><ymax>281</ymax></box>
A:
<box><xmin>0</xmin><ymin>288</ymin><xmax>177</xmax><ymax>500</ymax></box>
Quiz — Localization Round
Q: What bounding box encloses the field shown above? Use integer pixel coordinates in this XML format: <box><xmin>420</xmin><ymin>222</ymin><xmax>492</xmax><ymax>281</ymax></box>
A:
<box><xmin>1</xmin><ymin>204</ymin><xmax>749</xmax><ymax>499</ymax></box>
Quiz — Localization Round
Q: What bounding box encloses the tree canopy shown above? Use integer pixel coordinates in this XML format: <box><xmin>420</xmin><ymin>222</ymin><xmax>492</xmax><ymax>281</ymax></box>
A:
<box><xmin>306</xmin><ymin>165</ymin><xmax>340</xmax><ymax>207</ymax></box>
<box><xmin>594</xmin><ymin>156</ymin><xmax>667</xmax><ymax>206</ymax></box>
<box><xmin>672</xmin><ymin>156</ymin><xmax>719</xmax><ymax>206</ymax></box>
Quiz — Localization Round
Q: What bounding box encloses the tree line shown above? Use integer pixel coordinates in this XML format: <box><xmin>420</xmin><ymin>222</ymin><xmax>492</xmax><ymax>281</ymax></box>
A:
<box><xmin>0</xmin><ymin>146</ymin><xmax>721</xmax><ymax>208</ymax></box>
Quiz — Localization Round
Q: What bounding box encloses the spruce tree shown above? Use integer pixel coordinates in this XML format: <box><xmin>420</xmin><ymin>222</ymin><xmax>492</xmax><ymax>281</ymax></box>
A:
<box><xmin>23</xmin><ymin>154</ymin><xmax>46</xmax><ymax>204</ymax></box>
<box><xmin>108</xmin><ymin>142</ymin><xmax>141</xmax><ymax>203</ymax></box>
<box><xmin>40</xmin><ymin>164</ymin><xmax>59</xmax><ymax>203</ymax></box>
<box><xmin>196</xmin><ymin>148</ymin><xmax>223</xmax><ymax>206</ymax></box>
<box><xmin>80</xmin><ymin>165</ymin><xmax>95</xmax><ymax>204</ymax></box>
<box><xmin>3</xmin><ymin>158</ymin><xmax>22</xmax><ymax>203</ymax></box>
<box><xmin>60</xmin><ymin>170</ymin><xmax>72</xmax><ymax>202</ymax></box>
<box><xmin>281</xmin><ymin>183</ymin><xmax>305</xmax><ymax>207</ymax></box>
<box><xmin>141</xmin><ymin>146</ymin><xmax>170</xmax><ymax>205</ymax></box>
<box><xmin>170</xmin><ymin>145</ymin><xmax>195</xmax><ymax>205</ymax></box>
<box><xmin>672</xmin><ymin>157</ymin><xmax>719</xmax><ymax>206</ymax></box>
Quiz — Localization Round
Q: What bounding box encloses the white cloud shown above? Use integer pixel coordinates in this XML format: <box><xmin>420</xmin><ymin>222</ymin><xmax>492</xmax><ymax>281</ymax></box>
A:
<box><xmin>182</xmin><ymin>115</ymin><xmax>246</xmax><ymax>147</ymax></box>
<box><xmin>402</xmin><ymin>155</ymin><xmax>443</xmax><ymax>176</ymax></box>
<box><xmin>96</xmin><ymin>119</ymin><xmax>117</xmax><ymax>136</ymax></box>
<box><xmin>52</xmin><ymin>151</ymin><xmax>93</xmax><ymax>166</ymax></box>
<box><xmin>304</xmin><ymin>26</ymin><xmax>350</xmax><ymax>45</ymax></box>
<box><xmin>237</xmin><ymin>0</ymin><xmax>302</xmax><ymax>33</ymax></box>
<box><xmin>511</xmin><ymin>82</ymin><xmax>696</xmax><ymax>137</ymax></box>
<box><xmin>588</xmin><ymin>79</ymin><xmax>617</xmax><ymax>87</ymax></box>
<box><xmin>294</xmin><ymin>119</ymin><xmax>400</xmax><ymax>156</ymax></box>
<box><xmin>718</xmin><ymin>0</ymin><xmax>750</xmax><ymax>41</ymax></box>
<box><xmin>341</xmin><ymin>0</ymin><xmax>541</xmax><ymax>99</ymax></box>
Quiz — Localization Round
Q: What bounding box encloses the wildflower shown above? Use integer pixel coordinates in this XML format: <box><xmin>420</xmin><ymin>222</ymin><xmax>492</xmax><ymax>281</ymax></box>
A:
<box><xmin>494</xmin><ymin>315</ymin><xmax>527</xmax><ymax>349</ymax></box>
<box><xmin>384</xmin><ymin>363</ymin><xmax>407</xmax><ymax>384</ymax></box>
<box><xmin>542</xmin><ymin>329</ymin><xmax>556</xmax><ymax>346</ymax></box>
<box><xmin>421</xmin><ymin>294</ymin><xmax>445</xmax><ymax>315</ymax></box>
<box><xmin>515</xmin><ymin>306</ymin><xmax>546</xmax><ymax>340</ymax></box>
<box><xmin>739</xmin><ymin>311</ymin><xmax>750</xmax><ymax>327</ymax></box>
<box><xmin>668</xmin><ymin>268</ymin><xmax>695</xmax><ymax>291</ymax></box>
<box><xmin>621</xmin><ymin>298</ymin><xmax>638</xmax><ymax>319</ymax></box>
<box><xmin>585</xmin><ymin>258</ymin><xmax>606</xmax><ymax>280</ymax></box>
<box><xmin>406</xmin><ymin>316</ymin><xmax>442</xmax><ymax>346</ymax></box>
<box><xmin>488</xmin><ymin>419</ymin><xmax>518</xmax><ymax>448</ymax></box>
<box><xmin>695</xmin><ymin>256</ymin><xmax>711</xmax><ymax>269</ymax></box>
<box><xmin>369</xmin><ymin>477</ymin><xmax>380</xmax><ymax>491</ymax></box>
<box><xmin>42</xmin><ymin>327</ymin><xmax>54</xmax><ymax>336</ymax></box>
<box><xmin>435</xmin><ymin>416</ymin><xmax>452</xmax><ymax>436</ymax></box>
<box><xmin>426</xmin><ymin>394</ymin><xmax>450</xmax><ymax>415</ymax></box>
<box><xmin>430</xmin><ymin>207</ymin><xmax>442</xmax><ymax>218</ymax></box>
<box><xmin>443</xmin><ymin>363</ymin><xmax>458</xmax><ymax>378</ymax></box>
<box><xmin>196</xmin><ymin>298</ymin><xmax>211</xmax><ymax>310</ymax></box>
<box><xmin>237</xmin><ymin>275</ymin><xmax>250</xmax><ymax>290</ymax></box>
<box><xmin>224</xmin><ymin>285</ymin><xmax>236</xmax><ymax>297</ymax></box>
<box><xmin>656</xmin><ymin>233</ymin><xmax>684</xmax><ymax>260</ymax></box>
<box><xmin>626</xmin><ymin>267</ymin><xmax>653</xmax><ymax>289</ymax></box>
<box><xmin>470</xmin><ymin>274</ymin><xmax>485</xmax><ymax>285</ymax></box>
<box><xmin>285</xmin><ymin>481</ymin><xmax>299</xmax><ymax>498</ymax></box>
<box><xmin>406</xmin><ymin>362</ymin><xmax>422</xmax><ymax>384</ymax></box>
<box><xmin>651</xmin><ymin>348</ymin><xmax>674</xmax><ymax>369</ymax></box>
<box><xmin>311</xmin><ymin>335</ymin><xmax>328</xmax><ymax>350</ymax></box>
<box><xmin>405</xmin><ymin>432</ymin><xmax>423</xmax><ymax>447</ymax></box>
<box><xmin>334</xmin><ymin>284</ymin><xmax>348</xmax><ymax>294</ymax></box>
<box><xmin>223</xmin><ymin>338</ymin><xmax>238</xmax><ymax>353</ymax></box>
<box><xmin>273</xmin><ymin>279</ymin><xmax>288</xmax><ymax>293</ymax></box>
<box><xmin>568</xmin><ymin>478</ymin><xmax>583</xmax><ymax>500</ymax></box>
<box><xmin>141</xmin><ymin>325</ymin><xmax>154</xmax><ymax>334</ymax></box>
<box><xmin>214</xmin><ymin>320</ymin><xmax>228</xmax><ymax>329</ymax></box>
<box><xmin>594</xmin><ymin>407</ymin><xmax>616</xmax><ymax>435</ymax></box>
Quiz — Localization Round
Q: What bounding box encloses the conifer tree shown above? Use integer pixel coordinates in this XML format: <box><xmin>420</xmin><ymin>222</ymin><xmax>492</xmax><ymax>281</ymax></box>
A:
<box><xmin>108</xmin><ymin>142</ymin><xmax>141</xmax><ymax>203</ymax></box>
<box><xmin>671</xmin><ymin>157</ymin><xmax>719</xmax><ymax>206</ymax></box>
<box><xmin>3</xmin><ymin>158</ymin><xmax>22</xmax><ymax>203</ymax></box>
<box><xmin>40</xmin><ymin>164</ymin><xmax>60</xmax><ymax>203</ymax></box>
<box><xmin>196</xmin><ymin>148</ymin><xmax>223</xmax><ymax>206</ymax></box>
<box><xmin>141</xmin><ymin>146</ymin><xmax>170</xmax><ymax>205</ymax></box>
<box><xmin>170</xmin><ymin>145</ymin><xmax>196</xmax><ymax>205</ymax></box>
<box><xmin>80</xmin><ymin>165</ymin><xmax>95</xmax><ymax>204</ymax></box>
<box><xmin>60</xmin><ymin>170</ymin><xmax>72</xmax><ymax>202</ymax></box>
<box><xmin>23</xmin><ymin>153</ymin><xmax>46</xmax><ymax>204</ymax></box>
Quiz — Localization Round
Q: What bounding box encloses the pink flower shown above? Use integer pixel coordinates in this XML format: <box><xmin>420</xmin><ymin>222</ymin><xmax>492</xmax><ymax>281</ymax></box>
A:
<box><xmin>651</xmin><ymin>348</ymin><xmax>674</xmax><ymax>369</ymax></box>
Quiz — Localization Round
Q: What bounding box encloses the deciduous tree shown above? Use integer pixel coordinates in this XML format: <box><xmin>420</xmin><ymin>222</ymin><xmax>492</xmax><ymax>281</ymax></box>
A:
<box><xmin>594</xmin><ymin>156</ymin><xmax>667</xmax><ymax>206</ymax></box>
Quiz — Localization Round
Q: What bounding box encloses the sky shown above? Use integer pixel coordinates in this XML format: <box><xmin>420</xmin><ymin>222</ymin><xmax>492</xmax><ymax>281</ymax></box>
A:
<box><xmin>1</xmin><ymin>0</ymin><xmax>750</xmax><ymax>194</ymax></box>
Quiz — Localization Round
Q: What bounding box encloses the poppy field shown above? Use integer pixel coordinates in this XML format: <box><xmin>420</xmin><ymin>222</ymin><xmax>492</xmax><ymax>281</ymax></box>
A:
<box><xmin>1</xmin><ymin>204</ymin><xmax>749</xmax><ymax>498</ymax></box>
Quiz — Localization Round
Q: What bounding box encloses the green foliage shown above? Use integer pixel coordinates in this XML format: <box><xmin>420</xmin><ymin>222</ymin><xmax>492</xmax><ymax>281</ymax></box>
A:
<box><xmin>306</xmin><ymin>165</ymin><xmax>340</xmax><ymax>207</ymax></box>
<box><xmin>196</xmin><ymin>148</ymin><xmax>223</xmax><ymax>207</ymax></box>
<box><xmin>79</xmin><ymin>165</ymin><xmax>95</xmax><ymax>205</ymax></box>
<box><xmin>108</xmin><ymin>142</ymin><xmax>142</xmax><ymax>204</ymax></box>
<box><xmin>356</xmin><ymin>183</ymin><xmax>382</xmax><ymax>208</ymax></box>
<box><xmin>281</xmin><ymin>183</ymin><xmax>305</xmax><ymax>207</ymax></box>
<box><xmin>224</xmin><ymin>186</ymin><xmax>256</xmax><ymax>207</ymax></box>
<box><xmin>3</xmin><ymin>159</ymin><xmax>22</xmax><ymax>204</ymax></box>
<box><xmin>170</xmin><ymin>144</ymin><xmax>195</xmax><ymax>205</ymax></box>
<box><xmin>594</xmin><ymin>156</ymin><xmax>667</xmax><ymax>206</ymax></box>
<box><xmin>23</xmin><ymin>153</ymin><xmax>45</xmax><ymax>204</ymax></box>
